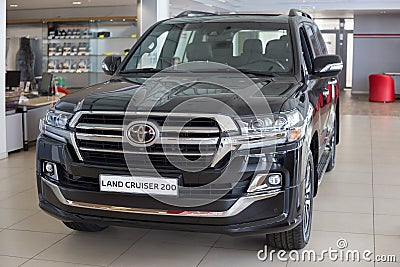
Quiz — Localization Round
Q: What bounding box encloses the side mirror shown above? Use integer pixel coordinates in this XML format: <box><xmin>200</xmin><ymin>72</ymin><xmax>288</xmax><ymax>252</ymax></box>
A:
<box><xmin>102</xmin><ymin>55</ymin><xmax>121</xmax><ymax>75</ymax></box>
<box><xmin>312</xmin><ymin>55</ymin><xmax>343</xmax><ymax>78</ymax></box>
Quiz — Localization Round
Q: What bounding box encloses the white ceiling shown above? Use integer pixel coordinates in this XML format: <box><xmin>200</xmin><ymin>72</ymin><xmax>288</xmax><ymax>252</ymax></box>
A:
<box><xmin>6</xmin><ymin>0</ymin><xmax>400</xmax><ymax>19</ymax></box>
<box><xmin>6</xmin><ymin>0</ymin><xmax>135</xmax><ymax>10</ymax></box>
<box><xmin>193</xmin><ymin>0</ymin><xmax>400</xmax><ymax>12</ymax></box>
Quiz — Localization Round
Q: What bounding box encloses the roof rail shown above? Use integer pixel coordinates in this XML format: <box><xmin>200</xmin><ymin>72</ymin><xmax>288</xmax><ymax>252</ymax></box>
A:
<box><xmin>176</xmin><ymin>10</ymin><xmax>216</xmax><ymax>18</ymax></box>
<box><xmin>289</xmin><ymin>9</ymin><xmax>312</xmax><ymax>19</ymax></box>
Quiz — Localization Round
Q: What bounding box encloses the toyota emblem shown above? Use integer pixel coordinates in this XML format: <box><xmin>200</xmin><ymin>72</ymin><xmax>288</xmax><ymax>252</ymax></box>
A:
<box><xmin>127</xmin><ymin>122</ymin><xmax>158</xmax><ymax>146</ymax></box>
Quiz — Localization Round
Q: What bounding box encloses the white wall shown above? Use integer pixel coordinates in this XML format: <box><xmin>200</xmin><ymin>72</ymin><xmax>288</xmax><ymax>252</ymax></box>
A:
<box><xmin>0</xmin><ymin>0</ymin><xmax>7</xmax><ymax>159</ymax></box>
<box><xmin>6</xmin><ymin>24</ymin><xmax>42</xmax><ymax>38</ymax></box>
<box><xmin>352</xmin><ymin>14</ymin><xmax>400</xmax><ymax>94</ymax></box>
<box><xmin>137</xmin><ymin>0</ymin><xmax>170</xmax><ymax>36</ymax></box>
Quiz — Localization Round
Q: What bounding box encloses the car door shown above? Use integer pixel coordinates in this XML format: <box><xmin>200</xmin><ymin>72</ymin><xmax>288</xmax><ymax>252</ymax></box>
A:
<box><xmin>303</xmin><ymin>23</ymin><xmax>334</xmax><ymax>153</ymax></box>
<box><xmin>314</xmin><ymin>24</ymin><xmax>338</xmax><ymax>142</ymax></box>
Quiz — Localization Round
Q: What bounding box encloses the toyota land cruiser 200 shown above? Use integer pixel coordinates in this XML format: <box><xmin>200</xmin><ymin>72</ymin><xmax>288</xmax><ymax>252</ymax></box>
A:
<box><xmin>37</xmin><ymin>9</ymin><xmax>342</xmax><ymax>250</ymax></box>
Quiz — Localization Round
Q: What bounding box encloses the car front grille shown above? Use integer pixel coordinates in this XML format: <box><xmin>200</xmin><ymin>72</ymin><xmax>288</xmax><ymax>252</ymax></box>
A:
<box><xmin>58</xmin><ymin>167</ymin><xmax>100</xmax><ymax>191</ymax></box>
<box><xmin>72</xmin><ymin>112</ymin><xmax>226</xmax><ymax>171</ymax></box>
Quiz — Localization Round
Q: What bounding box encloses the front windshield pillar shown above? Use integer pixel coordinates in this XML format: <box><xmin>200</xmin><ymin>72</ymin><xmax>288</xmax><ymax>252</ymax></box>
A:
<box><xmin>137</xmin><ymin>0</ymin><xmax>170</xmax><ymax>36</ymax></box>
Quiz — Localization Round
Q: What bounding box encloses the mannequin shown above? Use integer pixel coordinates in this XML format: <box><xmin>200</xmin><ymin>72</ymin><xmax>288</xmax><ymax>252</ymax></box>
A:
<box><xmin>16</xmin><ymin>37</ymin><xmax>35</xmax><ymax>87</ymax></box>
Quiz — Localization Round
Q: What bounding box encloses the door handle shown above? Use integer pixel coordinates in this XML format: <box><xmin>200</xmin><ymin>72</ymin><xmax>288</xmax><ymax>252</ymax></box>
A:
<box><xmin>322</xmin><ymin>88</ymin><xmax>330</xmax><ymax>97</ymax></box>
<box><xmin>328</xmin><ymin>78</ymin><xmax>337</xmax><ymax>85</ymax></box>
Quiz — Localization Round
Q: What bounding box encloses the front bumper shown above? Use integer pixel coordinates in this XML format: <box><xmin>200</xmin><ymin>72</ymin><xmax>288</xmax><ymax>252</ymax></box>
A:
<box><xmin>36</xmin><ymin>134</ymin><xmax>306</xmax><ymax>235</ymax></box>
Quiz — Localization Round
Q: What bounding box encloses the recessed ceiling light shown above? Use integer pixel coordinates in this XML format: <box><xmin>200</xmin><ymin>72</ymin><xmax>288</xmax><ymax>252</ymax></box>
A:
<box><xmin>72</xmin><ymin>1</ymin><xmax>82</xmax><ymax>5</ymax></box>
<box><xmin>10</xmin><ymin>4</ymin><xmax>19</xmax><ymax>7</ymax></box>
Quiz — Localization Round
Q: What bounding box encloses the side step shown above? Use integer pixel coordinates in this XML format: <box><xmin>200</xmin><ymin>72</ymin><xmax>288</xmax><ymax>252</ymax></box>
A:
<box><xmin>317</xmin><ymin>148</ymin><xmax>332</xmax><ymax>185</ymax></box>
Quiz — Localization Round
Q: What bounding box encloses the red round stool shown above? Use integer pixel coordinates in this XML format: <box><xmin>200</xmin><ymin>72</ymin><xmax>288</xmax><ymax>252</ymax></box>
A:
<box><xmin>369</xmin><ymin>74</ymin><xmax>395</xmax><ymax>102</ymax></box>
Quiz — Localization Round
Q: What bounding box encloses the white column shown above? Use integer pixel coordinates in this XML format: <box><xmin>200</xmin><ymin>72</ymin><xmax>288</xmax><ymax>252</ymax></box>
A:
<box><xmin>0</xmin><ymin>0</ymin><xmax>7</xmax><ymax>159</ymax></box>
<box><xmin>137</xmin><ymin>0</ymin><xmax>170</xmax><ymax>36</ymax></box>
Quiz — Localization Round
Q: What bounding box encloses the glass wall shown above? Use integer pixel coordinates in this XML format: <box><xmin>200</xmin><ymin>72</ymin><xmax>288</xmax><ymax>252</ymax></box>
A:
<box><xmin>314</xmin><ymin>18</ymin><xmax>354</xmax><ymax>89</ymax></box>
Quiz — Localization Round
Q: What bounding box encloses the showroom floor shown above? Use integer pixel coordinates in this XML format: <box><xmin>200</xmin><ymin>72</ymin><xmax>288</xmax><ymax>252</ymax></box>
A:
<box><xmin>0</xmin><ymin>92</ymin><xmax>400</xmax><ymax>267</ymax></box>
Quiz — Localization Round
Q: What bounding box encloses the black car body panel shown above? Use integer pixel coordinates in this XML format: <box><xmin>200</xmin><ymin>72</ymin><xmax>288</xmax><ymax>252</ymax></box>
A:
<box><xmin>36</xmin><ymin>11</ymin><xmax>341</xmax><ymax>237</ymax></box>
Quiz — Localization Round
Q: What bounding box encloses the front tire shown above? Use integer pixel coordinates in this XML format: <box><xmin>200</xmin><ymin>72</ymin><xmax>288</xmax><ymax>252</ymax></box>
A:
<box><xmin>265</xmin><ymin>150</ymin><xmax>314</xmax><ymax>250</ymax></box>
<box><xmin>63</xmin><ymin>221</ymin><xmax>109</xmax><ymax>232</ymax></box>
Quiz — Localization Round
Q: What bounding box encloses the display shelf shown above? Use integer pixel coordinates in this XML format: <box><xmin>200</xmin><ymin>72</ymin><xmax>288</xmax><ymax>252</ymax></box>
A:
<box><xmin>46</xmin><ymin>53</ymin><xmax>126</xmax><ymax>57</ymax></box>
<box><xmin>42</xmin><ymin>19</ymin><xmax>137</xmax><ymax>88</ymax></box>
<box><xmin>46</xmin><ymin>36</ymin><xmax>136</xmax><ymax>40</ymax></box>
<box><xmin>48</xmin><ymin>69</ymin><xmax>91</xmax><ymax>74</ymax></box>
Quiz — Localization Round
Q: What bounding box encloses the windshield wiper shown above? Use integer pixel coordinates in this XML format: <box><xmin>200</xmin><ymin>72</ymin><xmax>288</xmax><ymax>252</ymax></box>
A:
<box><xmin>119</xmin><ymin>68</ymin><xmax>162</xmax><ymax>74</ymax></box>
<box><xmin>236</xmin><ymin>69</ymin><xmax>278</xmax><ymax>78</ymax></box>
<box><xmin>110</xmin><ymin>77</ymin><xmax>143</xmax><ymax>85</ymax></box>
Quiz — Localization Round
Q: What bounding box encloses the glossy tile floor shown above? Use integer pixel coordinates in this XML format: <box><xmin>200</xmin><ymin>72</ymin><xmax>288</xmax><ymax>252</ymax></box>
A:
<box><xmin>0</xmin><ymin>94</ymin><xmax>400</xmax><ymax>266</ymax></box>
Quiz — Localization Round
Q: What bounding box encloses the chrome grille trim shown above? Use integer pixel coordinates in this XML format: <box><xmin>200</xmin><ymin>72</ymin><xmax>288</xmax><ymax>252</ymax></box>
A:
<box><xmin>157</xmin><ymin>137</ymin><xmax>219</xmax><ymax>145</ymax></box>
<box><xmin>76</xmin><ymin>123</ymin><xmax>123</xmax><ymax>131</ymax></box>
<box><xmin>76</xmin><ymin>133</ymin><xmax>219</xmax><ymax>145</ymax></box>
<box><xmin>79</xmin><ymin>147</ymin><xmax>215</xmax><ymax>156</ymax></box>
<box><xmin>76</xmin><ymin>123</ymin><xmax>220</xmax><ymax>134</ymax></box>
<box><xmin>76</xmin><ymin>133</ymin><xmax>122</xmax><ymax>142</ymax></box>
<box><xmin>71</xmin><ymin>111</ymin><xmax>239</xmax><ymax>165</ymax></box>
<box><xmin>160</xmin><ymin>126</ymin><xmax>220</xmax><ymax>134</ymax></box>
<box><xmin>70</xmin><ymin>111</ymin><xmax>238</xmax><ymax>132</ymax></box>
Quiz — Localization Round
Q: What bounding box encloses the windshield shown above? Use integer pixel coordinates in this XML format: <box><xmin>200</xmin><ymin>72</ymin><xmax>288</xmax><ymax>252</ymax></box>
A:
<box><xmin>121</xmin><ymin>22</ymin><xmax>293</xmax><ymax>75</ymax></box>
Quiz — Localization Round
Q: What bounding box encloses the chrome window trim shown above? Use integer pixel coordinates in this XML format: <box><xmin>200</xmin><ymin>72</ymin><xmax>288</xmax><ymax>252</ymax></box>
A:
<box><xmin>42</xmin><ymin>177</ymin><xmax>280</xmax><ymax>218</ymax></box>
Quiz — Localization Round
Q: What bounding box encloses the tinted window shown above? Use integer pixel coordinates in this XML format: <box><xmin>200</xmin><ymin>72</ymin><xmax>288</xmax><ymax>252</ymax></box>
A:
<box><xmin>299</xmin><ymin>27</ymin><xmax>313</xmax><ymax>73</ymax></box>
<box><xmin>304</xmin><ymin>24</ymin><xmax>321</xmax><ymax>57</ymax></box>
<box><xmin>122</xmin><ymin>22</ymin><xmax>294</xmax><ymax>74</ymax></box>
<box><xmin>313</xmin><ymin>25</ymin><xmax>328</xmax><ymax>55</ymax></box>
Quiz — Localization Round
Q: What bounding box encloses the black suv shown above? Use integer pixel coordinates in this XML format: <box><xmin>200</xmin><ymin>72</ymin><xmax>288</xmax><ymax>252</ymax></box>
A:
<box><xmin>36</xmin><ymin>9</ymin><xmax>342</xmax><ymax>250</ymax></box>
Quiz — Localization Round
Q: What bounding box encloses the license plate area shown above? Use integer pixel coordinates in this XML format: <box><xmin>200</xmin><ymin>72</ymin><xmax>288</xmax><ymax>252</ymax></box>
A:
<box><xmin>100</xmin><ymin>175</ymin><xmax>178</xmax><ymax>196</ymax></box>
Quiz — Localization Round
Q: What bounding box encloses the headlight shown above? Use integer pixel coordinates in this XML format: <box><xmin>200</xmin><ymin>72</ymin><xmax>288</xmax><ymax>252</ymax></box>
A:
<box><xmin>44</xmin><ymin>109</ymin><xmax>72</xmax><ymax>129</ymax></box>
<box><xmin>238</xmin><ymin>109</ymin><xmax>305</xmax><ymax>145</ymax></box>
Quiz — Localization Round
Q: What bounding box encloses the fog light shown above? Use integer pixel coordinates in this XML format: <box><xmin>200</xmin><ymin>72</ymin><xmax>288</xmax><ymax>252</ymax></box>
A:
<box><xmin>43</xmin><ymin>161</ymin><xmax>58</xmax><ymax>181</ymax></box>
<box><xmin>247</xmin><ymin>173</ymin><xmax>282</xmax><ymax>193</ymax></box>
<box><xmin>268</xmin><ymin>174</ymin><xmax>282</xmax><ymax>186</ymax></box>
<box><xmin>45</xmin><ymin>163</ymin><xmax>54</xmax><ymax>174</ymax></box>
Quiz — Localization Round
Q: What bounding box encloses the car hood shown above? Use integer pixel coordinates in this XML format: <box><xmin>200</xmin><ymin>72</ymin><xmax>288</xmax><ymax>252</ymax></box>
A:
<box><xmin>55</xmin><ymin>77</ymin><xmax>302</xmax><ymax>116</ymax></box>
